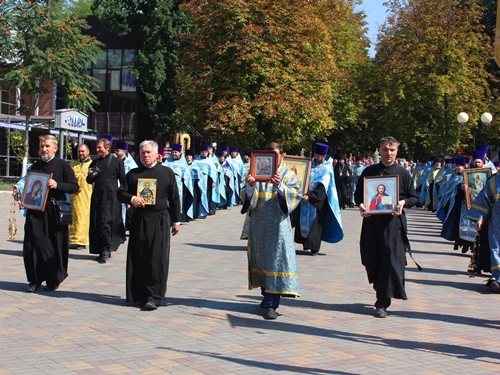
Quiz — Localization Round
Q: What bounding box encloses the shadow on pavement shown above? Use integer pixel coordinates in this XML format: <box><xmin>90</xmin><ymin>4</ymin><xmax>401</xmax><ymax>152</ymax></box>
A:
<box><xmin>406</xmin><ymin>277</ymin><xmax>491</xmax><ymax>294</ymax></box>
<box><xmin>158</xmin><ymin>347</ymin><xmax>353</xmax><ymax>374</ymax></box>
<box><xmin>406</xmin><ymin>266</ymin><xmax>465</xmax><ymax>277</ymax></box>
<box><xmin>182</xmin><ymin>243</ymin><xmax>247</xmax><ymax>251</ymax></box>
<box><xmin>0</xmin><ymin>280</ymin><xmax>124</xmax><ymax>306</ymax></box>
<box><xmin>0</xmin><ymin>249</ymin><xmax>22</xmax><ymax>257</ymax></box>
<box><xmin>238</xmin><ymin>294</ymin><xmax>500</xmax><ymax>330</ymax></box>
<box><xmin>224</xmin><ymin>314</ymin><xmax>500</xmax><ymax>362</ymax></box>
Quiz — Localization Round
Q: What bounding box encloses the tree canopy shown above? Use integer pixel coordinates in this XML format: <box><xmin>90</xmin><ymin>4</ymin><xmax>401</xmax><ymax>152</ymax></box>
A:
<box><xmin>175</xmin><ymin>0</ymin><xmax>369</xmax><ymax>151</ymax></box>
<box><xmin>372</xmin><ymin>0</ymin><xmax>494</xmax><ymax>158</ymax></box>
<box><xmin>0</xmin><ymin>0</ymin><xmax>102</xmax><ymax>174</ymax></box>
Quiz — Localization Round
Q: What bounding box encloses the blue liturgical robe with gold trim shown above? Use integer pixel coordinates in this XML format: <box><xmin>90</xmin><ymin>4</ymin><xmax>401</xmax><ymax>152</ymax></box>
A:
<box><xmin>241</xmin><ymin>167</ymin><xmax>301</xmax><ymax>296</ymax></box>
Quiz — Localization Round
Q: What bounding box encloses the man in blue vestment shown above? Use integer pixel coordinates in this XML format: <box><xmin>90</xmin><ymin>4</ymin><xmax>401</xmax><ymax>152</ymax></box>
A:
<box><xmin>162</xmin><ymin>144</ymin><xmax>194</xmax><ymax>221</ymax></box>
<box><xmin>186</xmin><ymin>149</ymin><xmax>210</xmax><ymax>219</ymax></box>
<box><xmin>217</xmin><ymin>150</ymin><xmax>238</xmax><ymax>208</ymax></box>
<box><xmin>294</xmin><ymin>142</ymin><xmax>343</xmax><ymax>255</ymax></box>
<box><xmin>196</xmin><ymin>144</ymin><xmax>224</xmax><ymax>215</ymax></box>
<box><xmin>241</xmin><ymin>142</ymin><xmax>301</xmax><ymax>319</ymax></box>
<box><xmin>438</xmin><ymin>157</ymin><xmax>476</xmax><ymax>254</ymax></box>
<box><xmin>432</xmin><ymin>158</ymin><xmax>452</xmax><ymax>212</ymax></box>
<box><xmin>467</xmin><ymin>172</ymin><xmax>500</xmax><ymax>293</ymax></box>
<box><xmin>351</xmin><ymin>156</ymin><xmax>365</xmax><ymax>207</ymax></box>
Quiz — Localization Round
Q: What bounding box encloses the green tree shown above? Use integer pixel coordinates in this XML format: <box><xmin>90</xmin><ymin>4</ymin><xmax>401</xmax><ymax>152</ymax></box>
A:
<box><xmin>65</xmin><ymin>0</ymin><xmax>93</xmax><ymax>18</ymax></box>
<box><xmin>0</xmin><ymin>0</ymin><xmax>102</xmax><ymax>175</ymax></box>
<box><xmin>176</xmin><ymin>0</ymin><xmax>370</xmax><ymax>150</ymax></box>
<box><xmin>92</xmin><ymin>0</ymin><xmax>191</xmax><ymax>141</ymax></box>
<box><xmin>373</xmin><ymin>0</ymin><xmax>493</xmax><ymax>158</ymax></box>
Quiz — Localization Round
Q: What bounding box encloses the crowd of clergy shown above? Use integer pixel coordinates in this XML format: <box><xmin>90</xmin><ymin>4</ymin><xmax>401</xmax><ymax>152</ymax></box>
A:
<box><xmin>412</xmin><ymin>145</ymin><xmax>500</xmax><ymax>293</ymax></box>
<box><xmin>13</xmin><ymin>133</ymin><xmax>500</xmax><ymax>319</ymax></box>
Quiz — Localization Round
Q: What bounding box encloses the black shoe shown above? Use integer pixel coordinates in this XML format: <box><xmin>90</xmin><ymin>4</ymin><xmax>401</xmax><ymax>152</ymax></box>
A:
<box><xmin>374</xmin><ymin>307</ymin><xmax>388</xmax><ymax>318</ymax></box>
<box><xmin>490</xmin><ymin>280</ymin><xmax>500</xmax><ymax>293</ymax></box>
<box><xmin>310</xmin><ymin>251</ymin><xmax>319</xmax><ymax>256</ymax></box>
<box><xmin>266</xmin><ymin>308</ymin><xmax>278</xmax><ymax>319</ymax></box>
<box><xmin>97</xmin><ymin>256</ymin><xmax>110</xmax><ymax>264</ymax></box>
<box><xmin>45</xmin><ymin>285</ymin><xmax>59</xmax><ymax>292</ymax></box>
<box><xmin>26</xmin><ymin>284</ymin><xmax>40</xmax><ymax>293</ymax></box>
<box><xmin>144</xmin><ymin>301</ymin><xmax>158</xmax><ymax>310</ymax></box>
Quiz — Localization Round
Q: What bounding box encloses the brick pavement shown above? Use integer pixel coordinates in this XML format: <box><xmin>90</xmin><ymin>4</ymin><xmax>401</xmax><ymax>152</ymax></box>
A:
<box><xmin>0</xmin><ymin>191</ymin><xmax>499</xmax><ymax>374</ymax></box>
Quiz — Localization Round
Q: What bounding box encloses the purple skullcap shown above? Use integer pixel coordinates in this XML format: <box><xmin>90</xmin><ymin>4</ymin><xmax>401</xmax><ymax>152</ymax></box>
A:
<box><xmin>220</xmin><ymin>145</ymin><xmax>229</xmax><ymax>152</ymax></box>
<box><xmin>101</xmin><ymin>134</ymin><xmax>113</xmax><ymax>143</ymax></box>
<box><xmin>217</xmin><ymin>150</ymin><xmax>225</xmax><ymax>157</ymax></box>
<box><xmin>230</xmin><ymin>147</ymin><xmax>238</xmax><ymax>153</ymax></box>
<box><xmin>472</xmin><ymin>150</ymin><xmax>486</xmax><ymax>161</ymax></box>
<box><xmin>455</xmin><ymin>157</ymin><xmax>466</xmax><ymax>167</ymax></box>
<box><xmin>200</xmin><ymin>144</ymin><xmax>209</xmax><ymax>152</ymax></box>
<box><xmin>314</xmin><ymin>142</ymin><xmax>329</xmax><ymax>156</ymax></box>
<box><xmin>185</xmin><ymin>150</ymin><xmax>194</xmax><ymax>156</ymax></box>
<box><xmin>476</xmin><ymin>144</ymin><xmax>488</xmax><ymax>154</ymax></box>
<box><xmin>420</xmin><ymin>158</ymin><xmax>427</xmax><ymax>164</ymax></box>
<box><xmin>115</xmin><ymin>141</ymin><xmax>128</xmax><ymax>151</ymax></box>
<box><xmin>172</xmin><ymin>144</ymin><xmax>183</xmax><ymax>153</ymax></box>
<box><xmin>355</xmin><ymin>155</ymin><xmax>363</xmax><ymax>162</ymax></box>
<box><xmin>158</xmin><ymin>147</ymin><xmax>165</xmax><ymax>156</ymax></box>
<box><xmin>444</xmin><ymin>158</ymin><xmax>452</xmax><ymax>164</ymax></box>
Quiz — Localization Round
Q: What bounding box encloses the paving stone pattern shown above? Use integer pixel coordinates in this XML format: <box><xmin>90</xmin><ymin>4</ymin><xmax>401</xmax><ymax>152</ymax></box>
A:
<box><xmin>0</xmin><ymin>191</ymin><xmax>499</xmax><ymax>374</ymax></box>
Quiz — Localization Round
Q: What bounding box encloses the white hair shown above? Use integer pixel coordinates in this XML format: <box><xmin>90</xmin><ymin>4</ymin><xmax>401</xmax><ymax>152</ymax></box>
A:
<box><xmin>139</xmin><ymin>140</ymin><xmax>158</xmax><ymax>152</ymax></box>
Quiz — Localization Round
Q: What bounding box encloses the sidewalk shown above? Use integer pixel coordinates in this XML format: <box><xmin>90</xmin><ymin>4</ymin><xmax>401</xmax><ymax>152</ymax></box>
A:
<box><xmin>0</xmin><ymin>192</ymin><xmax>499</xmax><ymax>374</ymax></box>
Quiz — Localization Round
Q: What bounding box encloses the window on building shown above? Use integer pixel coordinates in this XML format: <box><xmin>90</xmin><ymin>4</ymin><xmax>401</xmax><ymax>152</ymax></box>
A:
<box><xmin>0</xmin><ymin>87</ymin><xmax>17</xmax><ymax>116</ymax></box>
<box><xmin>89</xmin><ymin>49</ymin><xmax>136</xmax><ymax>93</ymax></box>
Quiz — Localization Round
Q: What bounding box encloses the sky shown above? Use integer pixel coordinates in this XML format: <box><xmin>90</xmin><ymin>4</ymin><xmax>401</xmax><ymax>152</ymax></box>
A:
<box><xmin>355</xmin><ymin>1</ymin><xmax>389</xmax><ymax>57</ymax></box>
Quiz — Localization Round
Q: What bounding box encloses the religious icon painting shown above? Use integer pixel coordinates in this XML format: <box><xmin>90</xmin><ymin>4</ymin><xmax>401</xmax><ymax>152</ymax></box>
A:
<box><xmin>21</xmin><ymin>171</ymin><xmax>52</xmax><ymax>211</ymax></box>
<box><xmin>250</xmin><ymin>150</ymin><xmax>279</xmax><ymax>182</ymax></box>
<box><xmin>137</xmin><ymin>178</ymin><xmax>157</xmax><ymax>205</ymax></box>
<box><xmin>464</xmin><ymin>168</ymin><xmax>491</xmax><ymax>210</ymax></box>
<box><xmin>363</xmin><ymin>175</ymin><xmax>399</xmax><ymax>215</ymax></box>
<box><xmin>283</xmin><ymin>155</ymin><xmax>312</xmax><ymax>195</ymax></box>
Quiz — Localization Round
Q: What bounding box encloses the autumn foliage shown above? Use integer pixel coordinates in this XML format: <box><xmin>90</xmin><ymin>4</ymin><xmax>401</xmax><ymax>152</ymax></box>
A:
<box><xmin>176</xmin><ymin>0</ymin><xmax>368</xmax><ymax>150</ymax></box>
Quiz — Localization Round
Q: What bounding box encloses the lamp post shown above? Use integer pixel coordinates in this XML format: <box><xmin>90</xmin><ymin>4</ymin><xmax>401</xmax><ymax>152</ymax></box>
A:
<box><xmin>457</xmin><ymin>112</ymin><xmax>493</xmax><ymax>150</ymax></box>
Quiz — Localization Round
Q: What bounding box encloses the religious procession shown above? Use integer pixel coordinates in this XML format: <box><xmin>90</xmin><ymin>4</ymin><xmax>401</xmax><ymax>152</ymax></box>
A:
<box><xmin>10</xmin><ymin>131</ymin><xmax>499</xmax><ymax>325</ymax></box>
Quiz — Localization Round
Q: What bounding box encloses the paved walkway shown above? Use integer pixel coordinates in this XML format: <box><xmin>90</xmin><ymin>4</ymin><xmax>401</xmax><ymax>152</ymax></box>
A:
<box><xmin>0</xmin><ymin>192</ymin><xmax>499</xmax><ymax>374</ymax></box>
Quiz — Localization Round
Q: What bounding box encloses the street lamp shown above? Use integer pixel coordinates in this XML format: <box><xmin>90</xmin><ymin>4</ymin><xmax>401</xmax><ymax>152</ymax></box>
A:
<box><xmin>457</xmin><ymin>112</ymin><xmax>469</xmax><ymax>126</ymax></box>
<box><xmin>457</xmin><ymin>112</ymin><xmax>493</xmax><ymax>150</ymax></box>
<box><xmin>481</xmin><ymin>112</ymin><xmax>493</xmax><ymax>126</ymax></box>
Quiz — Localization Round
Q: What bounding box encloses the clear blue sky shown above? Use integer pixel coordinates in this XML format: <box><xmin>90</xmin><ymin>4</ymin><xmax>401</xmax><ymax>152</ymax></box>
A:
<box><xmin>355</xmin><ymin>1</ymin><xmax>389</xmax><ymax>57</ymax></box>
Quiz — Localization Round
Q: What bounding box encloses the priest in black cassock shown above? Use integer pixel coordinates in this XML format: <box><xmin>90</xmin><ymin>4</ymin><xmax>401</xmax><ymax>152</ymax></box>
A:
<box><xmin>87</xmin><ymin>135</ymin><xmax>126</xmax><ymax>264</ymax></box>
<box><xmin>22</xmin><ymin>135</ymin><xmax>79</xmax><ymax>292</ymax></box>
<box><xmin>355</xmin><ymin>136</ymin><xmax>419</xmax><ymax>318</ymax></box>
<box><xmin>118</xmin><ymin>140</ymin><xmax>181</xmax><ymax>310</ymax></box>
<box><xmin>294</xmin><ymin>142</ymin><xmax>344</xmax><ymax>256</ymax></box>
<box><xmin>334</xmin><ymin>155</ymin><xmax>351</xmax><ymax>209</ymax></box>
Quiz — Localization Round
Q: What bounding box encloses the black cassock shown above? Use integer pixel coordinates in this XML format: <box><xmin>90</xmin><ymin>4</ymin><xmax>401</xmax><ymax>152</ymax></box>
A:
<box><xmin>24</xmin><ymin>158</ymin><xmax>78</xmax><ymax>287</ymax></box>
<box><xmin>334</xmin><ymin>163</ymin><xmax>351</xmax><ymax>209</ymax></box>
<box><xmin>118</xmin><ymin>163</ymin><xmax>181</xmax><ymax>305</ymax></box>
<box><xmin>354</xmin><ymin>163</ymin><xmax>418</xmax><ymax>301</ymax></box>
<box><xmin>294</xmin><ymin>183</ymin><xmax>328</xmax><ymax>253</ymax></box>
<box><xmin>87</xmin><ymin>154</ymin><xmax>126</xmax><ymax>256</ymax></box>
